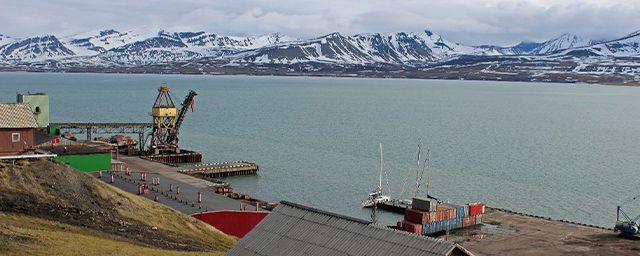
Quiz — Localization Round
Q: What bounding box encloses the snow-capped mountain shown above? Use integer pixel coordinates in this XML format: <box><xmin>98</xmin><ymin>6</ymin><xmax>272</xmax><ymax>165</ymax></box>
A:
<box><xmin>508</xmin><ymin>42</ymin><xmax>543</xmax><ymax>55</ymax></box>
<box><xmin>1</xmin><ymin>28</ymin><xmax>639</xmax><ymax>66</ymax></box>
<box><xmin>559</xmin><ymin>30</ymin><xmax>640</xmax><ymax>57</ymax></box>
<box><xmin>527</xmin><ymin>33</ymin><xmax>599</xmax><ymax>55</ymax></box>
<box><xmin>56</xmin><ymin>29</ymin><xmax>303</xmax><ymax>65</ymax></box>
<box><xmin>0</xmin><ymin>35</ymin><xmax>75</xmax><ymax>61</ymax></box>
<box><xmin>63</xmin><ymin>29</ymin><xmax>153</xmax><ymax>56</ymax></box>
<box><xmin>236</xmin><ymin>30</ymin><xmax>517</xmax><ymax>65</ymax></box>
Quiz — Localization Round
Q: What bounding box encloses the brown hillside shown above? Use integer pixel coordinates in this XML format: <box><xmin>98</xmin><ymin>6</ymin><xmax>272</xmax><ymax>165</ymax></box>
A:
<box><xmin>0</xmin><ymin>160</ymin><xmax>237</xmax><ymax>253</ymax></box>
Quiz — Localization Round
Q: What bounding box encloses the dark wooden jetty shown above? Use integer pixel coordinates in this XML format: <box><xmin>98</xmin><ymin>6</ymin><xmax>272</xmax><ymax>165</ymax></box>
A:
<box><xmin>180</xmin><ymin>161</ymin><xmax>259</xmax><ymax>178</ymax></box>
<box><xmin>144</xmin><ymin>150</ymin><xmax>203</xmax><ymax>163</ymax></box>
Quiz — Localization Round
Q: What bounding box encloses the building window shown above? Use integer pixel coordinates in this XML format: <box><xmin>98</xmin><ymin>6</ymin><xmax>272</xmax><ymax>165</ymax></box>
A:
<box><xmin>12</xmin><ymin>133</ymin><xmax>20</xmax><ymax>142</ymax></box>
<box><xmin>35</xmin><ymin>106</ymin><xmax>41</xmax><ymax>114</ymax></box>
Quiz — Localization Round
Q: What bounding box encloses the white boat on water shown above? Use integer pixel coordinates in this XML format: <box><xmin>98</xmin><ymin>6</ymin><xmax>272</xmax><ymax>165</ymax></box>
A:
<box><xmin>362</xmin><ymin>143</ymin><xmax>391</xmax><ymax>208</ymax></box>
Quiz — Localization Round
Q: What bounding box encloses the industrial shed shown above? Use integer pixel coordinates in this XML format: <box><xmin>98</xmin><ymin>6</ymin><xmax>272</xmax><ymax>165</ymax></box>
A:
<box><xmin>226</xmin><ymin>201</ymin><xmax>473</xmax><ymax>256</ymax></box>
<box><xmin>0</xmin><ymin>103</ymin><xmax>38</xmax><ymax>156</ymax></box>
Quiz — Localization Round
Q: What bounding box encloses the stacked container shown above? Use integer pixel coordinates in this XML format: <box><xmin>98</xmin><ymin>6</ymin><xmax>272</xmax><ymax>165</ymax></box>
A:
<box><xmin>398</xmin><ymin>198</ymin><xmax>487</xmax><ymax>235</ymax></box>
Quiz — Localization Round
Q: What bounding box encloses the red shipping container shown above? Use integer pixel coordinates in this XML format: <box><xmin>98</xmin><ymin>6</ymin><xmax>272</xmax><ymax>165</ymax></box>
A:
<box><xmin>400</xmin><ymin>220</ymin><xmax>422</xmax><ymax>234</ymax></box>
<box><xmin>469</xmin><ymin>203</ymin><xmax>486</xmax><ymax>216</ymax></box>
<box><xmin>405</xmin><ymin>209</ymin><xmax>430</xmax><ymax>224</ymax></box>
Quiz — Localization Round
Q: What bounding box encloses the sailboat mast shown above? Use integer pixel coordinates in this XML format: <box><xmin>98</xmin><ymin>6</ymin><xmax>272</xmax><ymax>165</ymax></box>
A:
<box><xmin>426</xmin><ymin>149</ymin><xmax>431</xmax><ymax>197</ymax></box>
<box><xmin>379</xmin><ymin>143</ymin><xmax>383</xmax><ymax>189</ymax></box>
<box><xmin>415</xmin><ymin>139</ymin><xmax>421</xmax><ymax>197</ymax></box>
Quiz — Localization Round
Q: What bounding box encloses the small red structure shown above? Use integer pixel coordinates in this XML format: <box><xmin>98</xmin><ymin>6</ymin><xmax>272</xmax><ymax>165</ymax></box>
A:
<box><xmin>192</xmin><ymin>211</ymin><xmax>269</xmax><ymax>238</ymax></box>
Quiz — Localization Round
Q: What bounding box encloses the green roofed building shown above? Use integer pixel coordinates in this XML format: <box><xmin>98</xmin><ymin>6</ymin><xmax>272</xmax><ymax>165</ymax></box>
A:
<box><xmin>50</xmin><ymin>146</ymin><xmax>111</xmax><ymax>172</ymax></box>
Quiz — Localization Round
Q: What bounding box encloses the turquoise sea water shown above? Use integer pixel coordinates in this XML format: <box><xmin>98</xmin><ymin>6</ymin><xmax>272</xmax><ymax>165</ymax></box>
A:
<box><xmin>2</xmin><ymin>72</ymin><xmax>640</xmax><ymax>228</ymax></box>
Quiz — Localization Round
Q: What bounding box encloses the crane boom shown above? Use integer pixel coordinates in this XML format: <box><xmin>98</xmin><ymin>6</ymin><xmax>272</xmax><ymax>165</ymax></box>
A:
<box><xmin>167</xmin><ymin>90</ymin><xmax>197</xmax><ymax>146</ymax></box>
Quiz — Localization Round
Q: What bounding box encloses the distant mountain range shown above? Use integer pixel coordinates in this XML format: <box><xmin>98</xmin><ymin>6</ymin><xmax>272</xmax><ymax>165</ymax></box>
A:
<box><xmin>2</xmin><ymin>28</ymin><xmax>639</xmax><ymax>65</ymax></box>
<box><xmin>1</xmin><ymin>28</ymin><xmax>639</xmax><ymax>85</ymax></box>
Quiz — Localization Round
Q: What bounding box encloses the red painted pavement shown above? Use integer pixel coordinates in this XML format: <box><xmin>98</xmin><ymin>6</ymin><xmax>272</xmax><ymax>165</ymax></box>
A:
<box><xmin>192</xmin><ymin>211</ymin><xmax>269</xmax><ymax>238</ymax></box>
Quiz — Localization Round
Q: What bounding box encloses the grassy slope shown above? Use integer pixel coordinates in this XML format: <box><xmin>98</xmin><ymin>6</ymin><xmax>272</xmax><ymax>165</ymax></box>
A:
<box><xmin>0</xmin><ymin>160</ymin><xmax>237</xmax><ymax>254</ymax></box>
<box><xmin>0</xmin><ymin>212</ymin><xmax>224</xmax><ymax>256</ymax></box>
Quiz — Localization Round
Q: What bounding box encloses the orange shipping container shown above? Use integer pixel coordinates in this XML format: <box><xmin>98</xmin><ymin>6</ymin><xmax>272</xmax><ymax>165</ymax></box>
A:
<box><xmin>462</xmin><ymin>216</ymin><xmax>473</xmax><ymax>227</ymax></box>
<box><xmin>400</xmin><ymin>220</ymin><xmax>423</xmax><ymax>234</ymax></box>
<box><xmin>437</xmin><ymin>205</ymin><xmax>457</xmax><ymax>220</ymax></box>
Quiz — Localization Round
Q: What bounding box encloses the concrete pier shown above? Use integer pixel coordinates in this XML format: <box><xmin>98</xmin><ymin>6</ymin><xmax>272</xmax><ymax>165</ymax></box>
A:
<box><xmin>95</xmin><ymin>170</ymin><xmax>266</xmax><ymax>215</ymax></box>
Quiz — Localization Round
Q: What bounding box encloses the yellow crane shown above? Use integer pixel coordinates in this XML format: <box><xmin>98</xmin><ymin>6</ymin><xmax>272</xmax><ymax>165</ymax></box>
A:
<box><xmin>149</xmin><ymin>86</ymin><xmax>197</xmax><ymax>154</ymax></box>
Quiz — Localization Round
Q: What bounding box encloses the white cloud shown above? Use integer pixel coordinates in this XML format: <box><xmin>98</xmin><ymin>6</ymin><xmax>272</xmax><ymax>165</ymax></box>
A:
<box><xmin>0</xmin><ymin>0</ymin><xmax>639</xmax><ymax>46</ymax></box>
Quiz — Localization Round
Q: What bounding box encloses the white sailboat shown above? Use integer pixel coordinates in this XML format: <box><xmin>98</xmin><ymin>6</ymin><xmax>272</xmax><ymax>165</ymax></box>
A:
<box><xmin>362</xmin><ymin>143</ymin><xmax>391</xmax><ymax>208</ymax></box>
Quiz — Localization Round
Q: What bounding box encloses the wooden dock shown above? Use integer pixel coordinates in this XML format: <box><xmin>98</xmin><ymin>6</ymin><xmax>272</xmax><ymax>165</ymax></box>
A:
<box><xmin>144</xmin><ymin>150</ymin><xmax>203</xmax><ymax>163</ymax></box>
<box><xmin>179</xmin><ymin>161</ymin><xmax>259</xmax><ymax>178</ymax></box>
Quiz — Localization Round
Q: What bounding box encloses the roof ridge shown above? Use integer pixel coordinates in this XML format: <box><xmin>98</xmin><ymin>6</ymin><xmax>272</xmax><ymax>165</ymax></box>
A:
<box><xmin>280</xmin><ymin>200</ymin><xmax>371</xmax><ymax>225</ymax></box>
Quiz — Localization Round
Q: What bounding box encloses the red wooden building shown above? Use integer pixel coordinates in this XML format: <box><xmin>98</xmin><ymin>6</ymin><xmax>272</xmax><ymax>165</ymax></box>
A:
<box><xmin>0</xmin><ymin>103</ymin><xmax>38</xmax><ymax>156</ymax></box>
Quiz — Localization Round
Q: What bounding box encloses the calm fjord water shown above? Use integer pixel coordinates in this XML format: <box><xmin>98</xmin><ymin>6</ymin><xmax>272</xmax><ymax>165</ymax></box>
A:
<box><xmin>2</xmin><ymin>72</ymin><xmax>640</xmax><ymax>227</ymax></box>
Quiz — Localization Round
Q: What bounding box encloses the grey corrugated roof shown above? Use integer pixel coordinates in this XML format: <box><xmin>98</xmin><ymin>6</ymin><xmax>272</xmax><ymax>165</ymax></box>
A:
<box><xmin>226</xmin><ymin>201</ymin><xmax>473</xmax><ymax>256</ymax></box>
<box><xmin>34</xmin><ymin>130</ymin><xmax>84</xmax><ymax>147</ymax></box>
<box><xmin>0</xmin><ymin>103</ymin><xmax>38</xmax><ymax>128</ymax></box>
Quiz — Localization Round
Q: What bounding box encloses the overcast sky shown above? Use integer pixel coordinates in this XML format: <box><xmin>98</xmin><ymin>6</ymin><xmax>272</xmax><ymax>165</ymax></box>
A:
<box><xmin>2</xmin><ymin>0</ymin><xmax>639</xmax><ymax>46</ymax></box>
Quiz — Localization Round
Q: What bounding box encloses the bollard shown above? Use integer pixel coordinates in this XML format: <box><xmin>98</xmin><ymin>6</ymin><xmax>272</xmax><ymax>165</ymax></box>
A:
<box><xmin>157</xmin><ymin>177</ymin><xmax>159</xmax><ymax>185</ymax></box>
<box><xmin>99</xmin><ymin>170</ymin><xmax>102</xmax><ymax>178</ymax></box>
<box><xmin>177</xmin><ymin>187</ymin><xmax>180</xmax><ymax>194</ymax></box>
<box><xmin>198</xmin><ymin>192</ymin><xmax>201</xmax><ymax>203</ymax></box>
<box><xmin>141</xmin><ymin>173</ymin><xmax>144</xmax><ymax>181</ymax></box>
<box><xmin>169</xmin><ymin>184</ymin><xmax>173</xmax><ymax>191</ymax></box>
<box><xmin>110</xmin><ymin>175</ymin><xmax>114</xmax><ymax>183</ymax></box>
<box><xmin>240</xmin><ymin>204</ymin><xmax>243</xmax><ymax>211</ymax></box>
<box><xmin>206</xmin><ymin>207</ymin><xmax>208</xmax><ymax>211</ymax></box>
<box><xmin>155</xmin><ymin>195</ymin><xmax>158</xmax><ymax>201</ymax></box>
<box><xmin>192</xmin><ymin>202</ymin><xmax>195</xmax><ymax>207</ymax></box>
<box><xmin>138</xmin><ymin>185</ymin><xmax>142</xmax><ymax>195</ymax></box>
<box><xmin>256</xmin><ymin>203</ymin><xmax>259</xmax><ymax>211</ymax></box>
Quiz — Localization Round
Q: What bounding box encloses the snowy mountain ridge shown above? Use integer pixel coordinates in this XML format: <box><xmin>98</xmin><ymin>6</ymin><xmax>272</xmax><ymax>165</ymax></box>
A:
<box><xmin>0</xmin><ymin>28</ymin><xmax>638</xmax><ymax>66</ymax></box>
